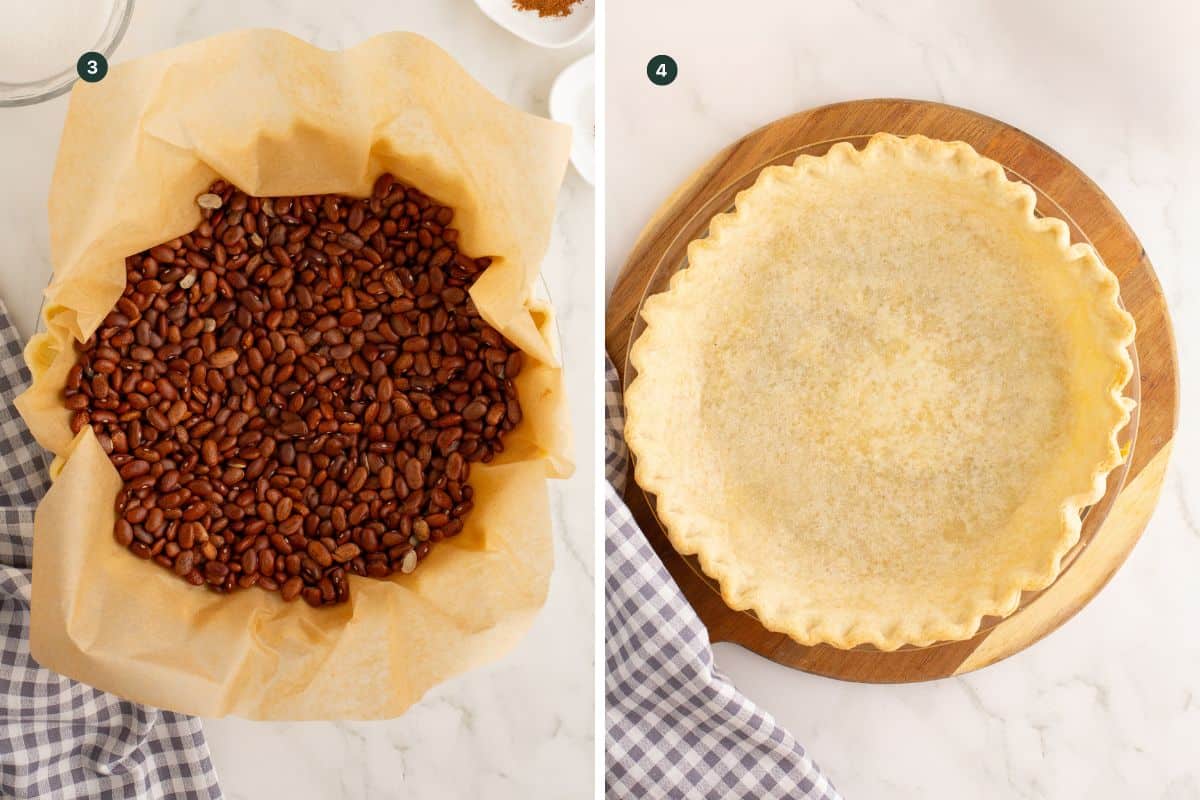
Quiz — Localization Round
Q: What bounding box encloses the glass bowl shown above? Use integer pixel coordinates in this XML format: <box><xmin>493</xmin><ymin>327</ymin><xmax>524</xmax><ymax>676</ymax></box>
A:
<box><xmin>0</xmin><ymin>0</ymin><xmax>135</xmax><ymax>107</ymax></box>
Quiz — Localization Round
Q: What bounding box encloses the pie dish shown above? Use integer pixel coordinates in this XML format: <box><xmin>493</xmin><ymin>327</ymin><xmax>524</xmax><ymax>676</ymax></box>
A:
<box><xmin>624</xmin><ymin>132</ymin><xmax>1135</xmax><ymax>650</ymax></box>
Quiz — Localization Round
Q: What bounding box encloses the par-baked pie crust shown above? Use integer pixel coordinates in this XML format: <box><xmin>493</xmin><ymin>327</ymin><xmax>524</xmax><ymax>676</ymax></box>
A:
<box><xmin>624</xmin><ymin>133</ymin><xmax>1135</xmax><ymax>650</ymax></box>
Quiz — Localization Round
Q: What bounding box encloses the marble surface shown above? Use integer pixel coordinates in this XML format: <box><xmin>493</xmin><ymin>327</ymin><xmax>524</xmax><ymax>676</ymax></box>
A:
<box><xmin>0</xmin><ymin>2</ymin><xmax>593</xmax><ymax>799</ymax></box>
<box><xmin>607</xmin><ymin>1</ymin><xmax>1200</xmax><ymax>797</ymax></box>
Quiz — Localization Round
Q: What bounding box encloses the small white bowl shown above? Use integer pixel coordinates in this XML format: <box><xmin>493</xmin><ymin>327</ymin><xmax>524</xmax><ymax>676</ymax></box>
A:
<box><xmin>473</xmin><ymin>0</ymin><xmax>594</xmax><ymax>49</ymax></box>
<box><xmin>549</xmin><ymin>54</ymin><xmax>595</xmax><ymax>185</ymax></box>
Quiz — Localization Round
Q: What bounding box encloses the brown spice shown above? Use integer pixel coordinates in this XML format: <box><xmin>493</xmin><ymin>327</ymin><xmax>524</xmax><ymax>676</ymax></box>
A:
<box><xmin>511</xmin><ymin>0</ymin><xmax>583</xmax><ymax>18</ymax></box>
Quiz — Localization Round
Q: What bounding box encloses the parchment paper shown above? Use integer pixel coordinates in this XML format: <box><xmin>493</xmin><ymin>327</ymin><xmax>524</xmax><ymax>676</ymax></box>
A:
<box><xmin>13</xmin><ymin>29</ymin><xmax>573</xmax><ymax>720</ymax></box>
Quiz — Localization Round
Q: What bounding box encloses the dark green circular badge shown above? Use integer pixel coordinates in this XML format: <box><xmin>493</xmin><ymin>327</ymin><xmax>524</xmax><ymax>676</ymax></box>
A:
<box><xmin>77</xmin><ymin>52</ymin><xmax>108</xmax><ymax>83</ymax></box>
<box><xmin>646</xmin><ymin>55</ymin><xmax>678</xmax><ymax>86</ymax></box>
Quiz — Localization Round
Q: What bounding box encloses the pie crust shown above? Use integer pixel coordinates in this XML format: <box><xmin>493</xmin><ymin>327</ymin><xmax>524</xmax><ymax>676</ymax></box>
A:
<box><xmin>624</xmin><ymin>133</ymin><xmax>1135</xmax><ymax>650</ymax></box>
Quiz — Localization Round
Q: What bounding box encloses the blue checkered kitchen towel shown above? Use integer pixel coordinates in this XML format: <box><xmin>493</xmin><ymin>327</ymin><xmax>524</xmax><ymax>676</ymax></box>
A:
<box><xmin>605</xmin><ymin>357</ymin><xmax>841</xmax><ymax>800</ymax></box>
<box><xmin>0</xmin><ymin>299</ymin><xmax>223</xmax><ymax>800</ymax></box>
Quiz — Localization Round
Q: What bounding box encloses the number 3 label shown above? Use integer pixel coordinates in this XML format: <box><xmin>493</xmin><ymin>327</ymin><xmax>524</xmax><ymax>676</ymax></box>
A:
<box><xmin>76</xmin><ymin>52</ymin><xmax>109</xmax><ymax>83</ymax></box>
<box><xmin>646</xmin><ymin>55</ymin><xmax>678</xmax><ymax>86</ymax></box>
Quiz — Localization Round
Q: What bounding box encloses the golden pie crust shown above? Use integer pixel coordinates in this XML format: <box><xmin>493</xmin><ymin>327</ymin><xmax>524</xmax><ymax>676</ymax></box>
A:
<box><xmin>625</xmin><ymin>133</ymin><xmax>1135</xmax><ymax>650</ymax></box>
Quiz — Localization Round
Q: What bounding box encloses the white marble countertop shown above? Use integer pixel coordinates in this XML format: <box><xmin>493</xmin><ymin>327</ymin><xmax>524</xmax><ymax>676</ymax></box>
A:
<box><xmin>607</xmin><ymin>1</ymin><xmax>1199</xmax><ymax>797</ymax></box>
<box><xmin>0</xmin><ymin>3</ymin><xmax>594</xmax><ymax>799</ymax></box>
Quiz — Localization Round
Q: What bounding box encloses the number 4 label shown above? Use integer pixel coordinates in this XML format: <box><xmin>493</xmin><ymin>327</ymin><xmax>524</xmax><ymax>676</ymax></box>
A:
<box><xmin>647</xmin><ymin>55</ymin><xmax>678</xmax><ymax>86</ymax></box>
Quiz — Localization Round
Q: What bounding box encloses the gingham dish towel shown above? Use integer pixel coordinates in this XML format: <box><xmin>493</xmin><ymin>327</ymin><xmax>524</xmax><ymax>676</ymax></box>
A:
<box><xmin>0</xmin><ymin>299</ymin><xmax>223</xmax><ymax>800</ymax></box>
<box><xmin>605</xmin><ymin>357</ymin><xmax>840</xmax><ymax>799</ymax></box>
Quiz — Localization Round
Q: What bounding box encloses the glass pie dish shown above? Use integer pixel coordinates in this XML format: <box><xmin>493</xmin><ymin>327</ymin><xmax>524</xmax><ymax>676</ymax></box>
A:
<box><xmin>621</xmin><ymin>134</ymin><xmax>1141</xmax><ymax>652</ymax></box>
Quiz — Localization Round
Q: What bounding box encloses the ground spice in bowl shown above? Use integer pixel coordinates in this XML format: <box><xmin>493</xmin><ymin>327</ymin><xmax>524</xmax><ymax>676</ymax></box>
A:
<box><xmin>511</xmin><ymin>0</ymin><xmax>583</xmax><ymax>18</ymax></box>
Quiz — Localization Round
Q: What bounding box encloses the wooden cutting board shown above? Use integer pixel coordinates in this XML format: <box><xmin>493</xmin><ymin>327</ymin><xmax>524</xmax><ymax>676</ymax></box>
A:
<box><xmin>605</xmin><ymin>99</ymin><xmax>1179</xmax><ymax>683</ymax></box>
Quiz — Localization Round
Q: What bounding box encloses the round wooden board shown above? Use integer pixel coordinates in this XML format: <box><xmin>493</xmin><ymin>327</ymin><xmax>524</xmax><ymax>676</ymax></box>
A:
<box><xmin>605</xmin><ymin>99</ymin><xmax>1179</xmax><ymax>683</ymax></box>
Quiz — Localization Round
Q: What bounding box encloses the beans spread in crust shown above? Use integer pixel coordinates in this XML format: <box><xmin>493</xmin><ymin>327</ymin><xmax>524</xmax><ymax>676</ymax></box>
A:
<box><xmin>64</xmin><ymin>174</ymin><xmax>523</xmax><ymax>606</ymax></box>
